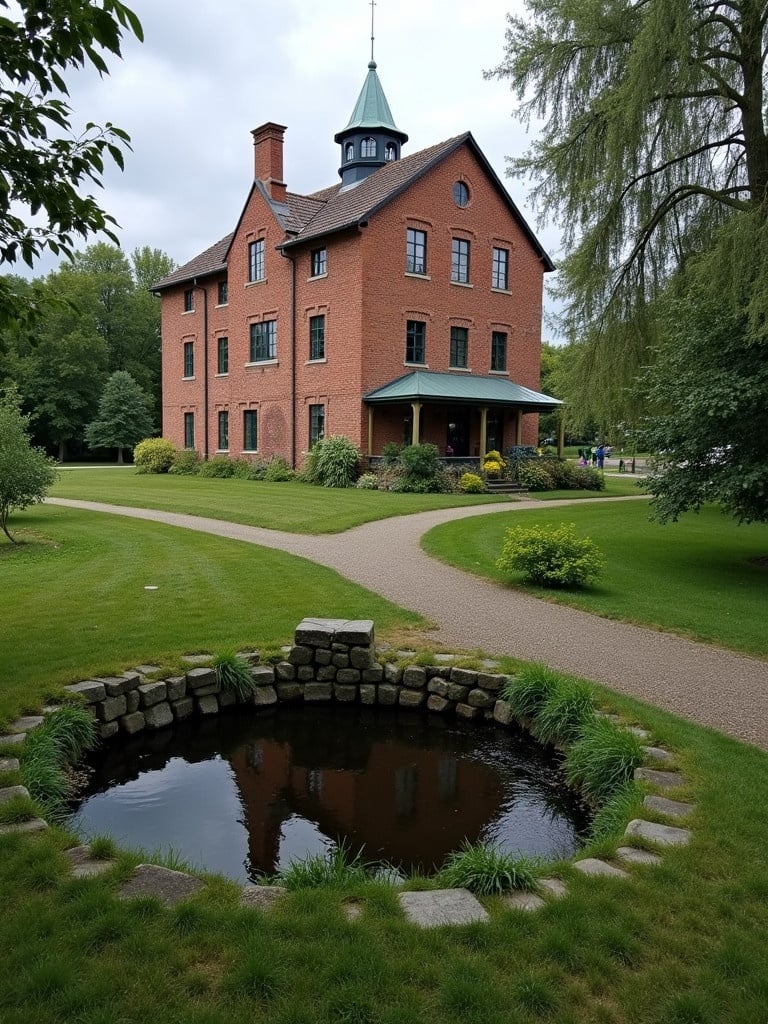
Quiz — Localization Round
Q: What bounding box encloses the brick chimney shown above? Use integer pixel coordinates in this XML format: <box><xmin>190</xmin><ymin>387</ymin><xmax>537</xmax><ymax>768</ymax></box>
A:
<box><xmin>252</xmin><ymin>122</ymin><xmax>287</xmax><ymax>203</ymax></box>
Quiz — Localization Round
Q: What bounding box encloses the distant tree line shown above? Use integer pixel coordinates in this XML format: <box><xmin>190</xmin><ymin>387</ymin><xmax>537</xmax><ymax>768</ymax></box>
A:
<box><xmin>0</xmin><ymin>243</ymin><xmax>174</xmax><ymax>461</ymax></box>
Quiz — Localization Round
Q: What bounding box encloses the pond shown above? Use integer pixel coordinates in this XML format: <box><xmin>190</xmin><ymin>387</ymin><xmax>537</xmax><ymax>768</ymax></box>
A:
<box><xmin>70</xmin><ymin>706</ymin><xmax>591</xmax><ymax>883</ymax></box>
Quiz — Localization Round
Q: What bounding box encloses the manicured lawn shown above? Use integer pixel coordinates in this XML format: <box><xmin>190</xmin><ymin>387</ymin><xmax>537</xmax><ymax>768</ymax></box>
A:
<box><xmin>535</xmin><ymin>475</ymin><xmax>647</xmax><ymax>499</ymax></box>
<box><xmin>2</xmin><ymin>683</ymin><xmax>768</xmax><ymax>1023</ymax></box>
<box><xmin>51</xmin><ymin>469</ymin><xmax>509</xmax><ymax>534</ymax></box>
<box><xmin>422</xmin><ymin>502</ymin><xmax>768</xmax><ymax>657</ymax></box>
<box><xmin>3</xmin><ymin>500</ymin><xmax>768</xmax><ymax>1022</ymax></box>
<box><xmin>0</xmin><ymin>504</ymin><xmax>423</xmax><ymax>724</ymax></box>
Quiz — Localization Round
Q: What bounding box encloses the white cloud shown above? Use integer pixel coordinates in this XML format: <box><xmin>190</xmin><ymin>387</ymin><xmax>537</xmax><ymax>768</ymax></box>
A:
<box><xmin>19</xmin><ymin>0</ymin><xmax>563</xmax><ymax>335</ymax></box>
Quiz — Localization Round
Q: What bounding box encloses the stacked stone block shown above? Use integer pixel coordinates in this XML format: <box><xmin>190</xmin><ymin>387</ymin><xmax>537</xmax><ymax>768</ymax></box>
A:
<box><xmin>61</xmin><ymin>618</ymin><xmax>513</xmax><ymax>744</ymax></box>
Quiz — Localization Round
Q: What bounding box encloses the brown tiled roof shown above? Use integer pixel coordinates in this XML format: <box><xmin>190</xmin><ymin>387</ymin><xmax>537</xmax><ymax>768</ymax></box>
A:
<box><xmin>282</xmin><ymin>192</ymin><xmax>326</xmax><ymax>235</ymax></box>
<box><xmin>151</xmin><ymin>233</ymin><xmax>233</xmax><ymax>292</ymax></box>
<box><xmin>151</xmin><ymin>131</ymin><xmax>553</xmax><ymax>291</ymax></box>
<box><xmin>283</xmin><ymin>134</ymin><xmax>467</xmax><ymax>248</ymax></box>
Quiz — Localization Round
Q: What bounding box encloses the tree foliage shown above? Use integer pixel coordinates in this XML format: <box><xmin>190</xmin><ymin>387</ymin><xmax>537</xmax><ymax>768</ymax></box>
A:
<box><xmin>640</xmin><ymin>291</ymin><xmax>768</xmax><ymax>523</ymax></box>
<box><xmin>491</xmin><ymin>1</ymin><xmax>768</xmax><ymax>521</ymax></box>
<box><xmin>85</xmin><ymin>369</ymin><xmax>153</xmax><ymax>462</ymax></box>
<box><xmin>0</xmin><ymin>1</ymin><xmax>143</xmax><ymax>327</ymax></box>
<box><xmin>0</xmin><ymin>243</ymin><xmax>172</xmax><ymax>456</ymax></box>
<box><xmin>491</xmin><ymin>1</ymin><xmax>768</xmax><ymax>335</ymax></box>
<box><xmin>0</xmin><ymin>385</ymin><xmax>57</xmax><ymax>542</ymax></box>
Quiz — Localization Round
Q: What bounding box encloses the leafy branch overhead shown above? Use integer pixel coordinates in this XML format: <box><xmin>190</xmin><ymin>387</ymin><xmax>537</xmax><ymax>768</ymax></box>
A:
<box><xmin>488</xmin><ymin>0</ymin><xmax>768</xmax><ymax>337</ymax></box>
<box><xmin>0</xmin><ymin>0</ymin><xmax>143</xmax><ymax>272</ymax></box>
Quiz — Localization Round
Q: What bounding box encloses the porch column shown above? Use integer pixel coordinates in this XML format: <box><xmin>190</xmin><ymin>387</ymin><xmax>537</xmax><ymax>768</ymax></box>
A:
<box><xmin>515</xmin><ymin>409</ymin><xmax>523</xmax><ymax>445</ymax></box>
<box><xmin>479</xmin><ymin>407</ymin><xmax>488</xmax><ymax>457</ymax></box>
<box><xmin>411</xmin><ymin>401</ymin><xmax>422</xmax><ymax>445</ymax></box>
<box><xmin>367</xmin><ymin>406</ymin><xmax>374</xmax><ymax>456</ymax></box>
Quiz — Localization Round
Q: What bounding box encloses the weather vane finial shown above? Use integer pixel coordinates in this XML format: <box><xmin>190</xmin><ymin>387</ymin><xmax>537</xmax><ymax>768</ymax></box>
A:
<box><xmin>370</xmin><ymin>0</ymin><xmax>376</xmax><ymax>63</ymax></box>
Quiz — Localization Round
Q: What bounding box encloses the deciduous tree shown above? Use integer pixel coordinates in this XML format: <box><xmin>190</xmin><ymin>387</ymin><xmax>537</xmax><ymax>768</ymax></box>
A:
<box><xmin>0</xmin><ymin>0</ymin><xmax>142</xmax><ymax>327</ymax></box>
<box><xmin>0</xmin><ymin>385</ymin><xmax>57</xmax><ymax>542</ymax></box>
<box><xmin>490</xmin><ymin>0</ymin><xmax>768</xmax><ymax>520</ymax></box>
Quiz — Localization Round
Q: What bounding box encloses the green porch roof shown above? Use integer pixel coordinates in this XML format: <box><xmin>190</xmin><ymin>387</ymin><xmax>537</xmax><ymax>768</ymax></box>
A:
<box><xmin>364</xmin><ymin>370</ymin><xmax>562</xmax><ymax>410</ymax></box>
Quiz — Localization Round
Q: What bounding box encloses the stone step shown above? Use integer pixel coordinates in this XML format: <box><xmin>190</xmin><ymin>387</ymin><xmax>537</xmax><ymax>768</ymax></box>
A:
<box><xmin>624</xmin><ymin>819</ymin><xmax>692</xmax><ymax>847</ymax></box>
<box><xmin>118</xmin><ymin>864</ymin><xmax>205</xmax><ymax>907</ymax></box>
<box><xmin>574</xmin><ymin>858</ymin><xmax>629</xmax><ymax>879</ymax></box>
<box><xmin>399</xmin><ymin>888</ymin><xmax>489</xmax><ymax>927</ymax></box>
<box><xmin>0</xmin><ymin>818</ymin><xmax>47</xmax><ymax>835</ymax></box>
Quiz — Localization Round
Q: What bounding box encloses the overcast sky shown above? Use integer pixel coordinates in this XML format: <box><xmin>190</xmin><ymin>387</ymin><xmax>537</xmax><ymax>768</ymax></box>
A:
<box><xmin>40</xmin><ymin>0</ymin><xmax>563</xmax><ymax>335</ymax></box>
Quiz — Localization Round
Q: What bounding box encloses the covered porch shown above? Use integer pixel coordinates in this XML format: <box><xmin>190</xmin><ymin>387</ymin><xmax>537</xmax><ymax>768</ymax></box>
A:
<box><xmin>363</xmin><ymin>370</ymin><xmax>562</xmax><ymax>460</ymax></box>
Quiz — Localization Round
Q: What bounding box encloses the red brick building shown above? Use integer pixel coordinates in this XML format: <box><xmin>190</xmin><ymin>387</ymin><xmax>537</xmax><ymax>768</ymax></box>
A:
<box><xmin>154</xmin><ymin>60</ymin><xmax>557</xmax><ymax>466</ymax></box>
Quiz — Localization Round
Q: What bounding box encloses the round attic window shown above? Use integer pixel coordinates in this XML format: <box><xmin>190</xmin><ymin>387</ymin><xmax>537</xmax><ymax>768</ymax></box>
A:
<box><xmin>453</xmin><ymin>181</ymin><xmax>469</xmax><ymax>207</ymax></box>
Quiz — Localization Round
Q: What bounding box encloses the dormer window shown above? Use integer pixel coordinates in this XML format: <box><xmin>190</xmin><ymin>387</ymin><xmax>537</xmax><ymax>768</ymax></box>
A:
<box><xmin>345</xmin><ymin>142</ymin><xmax>354</xmax><ymax>161</ymax></box>
<box><xmin>361</xmin><ymin>137</ymin><xmax>376</xmax><ymax>158</ymax></box>
<box><xmin>385</xmin><ymin>142</ymin><xmax>397</xmax><ymax>161</ymax></box>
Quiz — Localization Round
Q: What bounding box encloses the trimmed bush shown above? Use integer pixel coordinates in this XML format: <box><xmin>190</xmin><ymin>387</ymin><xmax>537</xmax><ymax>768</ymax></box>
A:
<box><xmin>212</xmin><ymin>652</ymin><xmax>257</xmax><ymax>701</ymax></box>
<box><xmin>540</xmin><ymin>457</ymin><xmax>577</xmax><ymax>489</ymax></box>
<box><xmin>263</xmin><ymin>456</ymin><xmax>295</xmax><ymax>482</ymax></box>
<box><xmin>507</xmin><ymin>445</ymin><xmax>539</xmax><ymax>481</ymax></box>
<box><xmin>534</xmin><ymin>677</ymin><xmax>595</xmax><ymax>745</ymax></box>
<box><xmin>565</xmin><ymin>718</ymin><xmax>644</xmax><ymax>803</ymax></box>
<box><xmin>245</xmin><ymin>457</ymin><xmax>270</xmax><ymax>480</ymax></box>
<box><xmin>168</xmin><ymin>448</ymin><xmax>201</xmax><ymax>475</ymax></box>
<box><xmin>381</xmin><ymin>441</ymin><xmax>403</xmax><ymax>466</ymax></box>
<box><xmin>355</xmin><ymin>473</ymin><xmax>379</xmax><ymax>489</ymax></box>
<box><xmin>518</xmin><ymin>461</ymin><xmax>554</xmax><ymax>491</ymax></box>
<box><xmin>496</xmin><ymin>522</ymin><xmax>605</xmax><ymax>588</ymax></box>
<box><xmin>572</xmin><ymin>464</ymin><xmax>605</xmax><ymax>490</ymax></box>
<box><xmin>459</xmin><ymin>472</ymin><xmax>484</xmax><ymax>493</ymax></box>
<box><xmin>439</xmin><ymin>841</ymin><xmax>540</xmax><ymax>895</ymax></box>
<box><xmin>133</xmin><ymin>437</ymin><xmax>176</xmax><ymax>474</ymax></box>
<box><xmin>197</xmin><ymin>455</ymin><xmax>238</xmax><ymax>478</ymax></box>
<box><xmin>399</xmin><ymin>442</ymin><xmax>440</xmax><ymax>480</ymax></box>
<box><xmin>315</xmin><ymin>435</ymin><xmax>360</xmax><ymax>488</ymax></box>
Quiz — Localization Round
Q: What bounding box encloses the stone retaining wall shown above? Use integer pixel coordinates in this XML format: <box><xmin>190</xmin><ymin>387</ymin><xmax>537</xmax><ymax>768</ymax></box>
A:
<box><xmin>64</xmin><ymin>618</ymin><xmax>514</xmax><ymax>742</ymax></box>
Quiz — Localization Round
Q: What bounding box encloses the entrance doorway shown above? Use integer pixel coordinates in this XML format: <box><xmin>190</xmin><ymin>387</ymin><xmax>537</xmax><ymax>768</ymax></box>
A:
<box><xmin>446</xmin><ymin>409</ymin><xmax>470</xmax><ymax>457</ymax></box>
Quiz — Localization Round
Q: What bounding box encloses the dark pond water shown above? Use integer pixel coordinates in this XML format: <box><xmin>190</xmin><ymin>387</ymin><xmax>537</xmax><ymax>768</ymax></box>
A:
<box><xmin>70</xmin><ymin>706</ymin><xmax>590</xmax><ymax>883</ymax></box>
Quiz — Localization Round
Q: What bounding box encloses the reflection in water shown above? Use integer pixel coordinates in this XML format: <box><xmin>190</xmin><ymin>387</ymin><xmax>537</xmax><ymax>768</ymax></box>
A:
<box><xmin>71</xmin><ymin>706</ymin><xmax>590</xmax><ymax>883</ymax></box>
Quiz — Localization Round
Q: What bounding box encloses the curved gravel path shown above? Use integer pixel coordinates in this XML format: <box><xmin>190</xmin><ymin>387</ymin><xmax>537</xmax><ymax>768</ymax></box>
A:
<box><xmin>47</xmin><ymin>496</ymin><xmax>768</xmax><ymax>750</ymax></box>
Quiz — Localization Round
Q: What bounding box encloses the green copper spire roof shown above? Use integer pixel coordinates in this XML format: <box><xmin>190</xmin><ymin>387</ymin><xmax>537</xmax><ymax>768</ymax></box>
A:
<box><xmin>343</xmin><ymin>61</ymin><xmax>403</xmax><ymax>134</ymax></box>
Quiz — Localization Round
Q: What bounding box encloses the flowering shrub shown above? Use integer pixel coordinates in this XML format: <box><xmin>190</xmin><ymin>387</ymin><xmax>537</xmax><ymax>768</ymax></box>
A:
<box><xmin>517</xmin><ymin>461</ymin><xmax>554</xmax><ymax>491</ymax></box>
<box><xmin>133</xmin><ymin>437</ymin><xmax>176</xmax><ymax>473</ymax></box>
<box><xmin>355</xmin><ymin>473</ymin><xmax>379</xmax><ymax>489</ymax></box>
<box><xmin>482</xmin><ymin>449</ymin><xmax>506</xmax><ymax>477</ymax></box>
<box><xmin>496</xmin><ymin>522</ymin><xmax>605</xmax><ymax>588</ymax></box>
<box><xmin>459</xmin><ymin>472</ymin><xmax>485</xmax><ymax>493</ymax></box>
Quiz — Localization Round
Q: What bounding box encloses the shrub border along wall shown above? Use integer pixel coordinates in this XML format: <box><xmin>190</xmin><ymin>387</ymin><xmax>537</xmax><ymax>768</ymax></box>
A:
<box><xmin>0</xmin><ymin>618</ymin><xmax>695</xmax><ymax>918</ymax></box>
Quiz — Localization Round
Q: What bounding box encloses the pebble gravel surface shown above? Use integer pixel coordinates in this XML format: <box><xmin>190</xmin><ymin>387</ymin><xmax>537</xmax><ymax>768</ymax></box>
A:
<box><xmin>47</xmin><ymin>496</ymin><xmax>768</xmax><ymax>750</ymax></box>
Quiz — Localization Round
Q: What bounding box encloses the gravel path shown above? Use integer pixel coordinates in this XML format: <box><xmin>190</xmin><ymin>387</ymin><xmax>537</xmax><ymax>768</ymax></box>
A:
<box><xmin>47</xmin><ymin>496</ymin><xmax>768</xmax><ymax>750</ymax></box>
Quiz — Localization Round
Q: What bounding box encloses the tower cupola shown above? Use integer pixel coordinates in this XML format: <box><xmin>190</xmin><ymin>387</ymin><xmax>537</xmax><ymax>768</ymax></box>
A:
<box><xmin>335</xmin><ymin>59</ymin><xmax>408</xmax><ymax>187</ymax></box>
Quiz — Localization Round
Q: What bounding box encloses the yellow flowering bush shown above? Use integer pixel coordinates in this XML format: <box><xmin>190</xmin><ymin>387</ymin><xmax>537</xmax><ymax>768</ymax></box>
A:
<box><xmin>496</xmin><ymin>522</ymin><xmax>605</xmax><ymax>588</ymax></box>
<box><xmin>483</xmin><ymin>450</ymin><xmax>506</xmax><ymax>477</ymax></box>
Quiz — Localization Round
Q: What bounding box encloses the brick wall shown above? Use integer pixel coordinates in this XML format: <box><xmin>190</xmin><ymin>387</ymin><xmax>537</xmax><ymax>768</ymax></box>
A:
<box><xmin>161</xmin><ymin>139</ymin><xmax>547</xmax><ymax>464</ymax></box>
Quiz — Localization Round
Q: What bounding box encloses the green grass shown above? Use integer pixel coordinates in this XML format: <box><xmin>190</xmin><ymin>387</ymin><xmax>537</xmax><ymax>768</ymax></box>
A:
<box><xmin>2</xmin><ymin>496</ymin><xmax>768</xmax><ymax>1021</ymax></box>
<box><xmin>0</xmin><ymin>504</ymin><xmax>423</xmax><ymax>722</ymax></box>
<box><xmin>534</xmin><ymin>474</ymin><xmax>647</xmax><ymax>498</ymax></box>
<box><xmin>422</xmin><ymin>501</ymin><xmax>768</xmax><ymax>656</ymax></box>
<box><xmin>50</xmin><ymin>468</ymin><xmax>510</xmax><ymax>534</ymax></box>
<box><xmin>2</xmin><ymin>685</ymin><xmax>768</xmax><ymax>1023</ymax></box>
